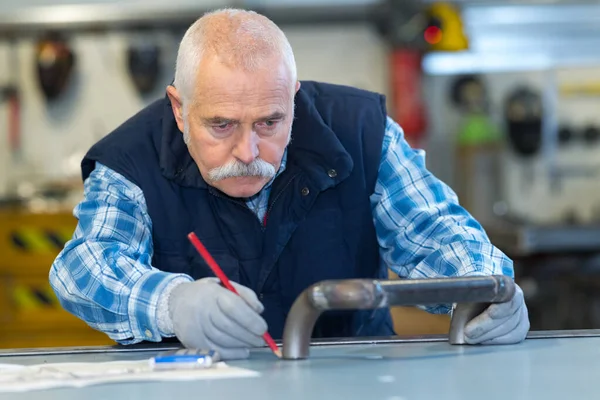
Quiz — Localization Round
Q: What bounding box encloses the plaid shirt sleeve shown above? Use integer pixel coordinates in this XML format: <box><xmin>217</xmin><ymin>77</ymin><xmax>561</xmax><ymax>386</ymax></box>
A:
<box><xmin>371</xmin><ymin>117</ymin><xmax>514</xmax><ymax>314</ymax></box>
<box><xmin>49</xmin><ymin>163</ymin><xmax>192</xmax><ymax>344</ymax></box>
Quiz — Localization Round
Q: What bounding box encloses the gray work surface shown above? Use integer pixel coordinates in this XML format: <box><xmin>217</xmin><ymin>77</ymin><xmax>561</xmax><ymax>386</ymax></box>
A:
<box><xmin>0</xmin><ymin>332</ymin><xmax>598</xmax><ymax>400</ymax></box>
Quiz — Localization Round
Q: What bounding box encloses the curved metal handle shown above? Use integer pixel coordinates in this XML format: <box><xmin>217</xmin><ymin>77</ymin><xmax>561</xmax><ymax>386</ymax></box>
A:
<box><xmin>448</xmin><ymin>302</ymin><xmax>491</xmax><ymax>344</ymax></box>
<box><xmin>281</xmin><ymin>275</ymin><xmax>516</xmax><ymax>360</ymax></box>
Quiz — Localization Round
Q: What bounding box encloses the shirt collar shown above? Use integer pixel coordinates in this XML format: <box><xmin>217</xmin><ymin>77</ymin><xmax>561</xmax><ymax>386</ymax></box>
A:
<box><xmin>245</xmin><ymin>148</ymin><xmax>288</xmax><ymax>201</ymax></box>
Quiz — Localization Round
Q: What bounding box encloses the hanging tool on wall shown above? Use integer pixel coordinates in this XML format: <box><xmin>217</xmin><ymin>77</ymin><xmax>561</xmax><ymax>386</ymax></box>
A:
<box><xmin>558</xmin><ymin>125</ymin><xmax>574</xmax><ymax>146</ymax></box>
<box><xmin>127</xmin><ymin>38</ymin><xmax>162</xmax><ymax>96</ymax></box>
<box><xmin>505</xmin><ymin>87</ymin><xmax>543</xmax><ymax>156</ymax></box>
<box><xmin>34</xmin><ymin>32</ymin><xmax>76</xmax><ymax>102</ymax></box>
<box><xmin>1</xmin><ymin>38</ymin><xmax>22</xmax><ymax>164</ymax></box>
<box><xmin>582</xmin><ymin>125</ymin><xmax>600</xmax><ymax>144</ymax></box>
<box><xmin>5</xmin><ymin>86</ymin><xmax>20</xmax><ymax>160</ymax></box>
<box><xmin>504</xmin><ymin>86</ymin><xmax>543</xmax><ymax>190</ymax></box>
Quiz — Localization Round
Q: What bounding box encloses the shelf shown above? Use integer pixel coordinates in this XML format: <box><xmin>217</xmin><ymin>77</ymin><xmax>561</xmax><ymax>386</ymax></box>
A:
<box><xmin>486</xmin><ymin>222</ymin><xmax>600</xmax><ymax>256</ymax></box>
<box><xmin>422</xmin><ymin>50</ymin><xmax>600</xmax><ymax>76</ymax></box>
<box><xmin>0</xmin><ymin>309</ymin><xmax>103</xmax><ymax>332</ymax></box>
<box><xmin>0</xmin><ymin>2</ymin><xmax>385</xmax><ymax>35</ymax></box>
<box><xmin>0</xmin><ymin>211</ymin><xmax>75</xmax><ymax>275</ymax></box>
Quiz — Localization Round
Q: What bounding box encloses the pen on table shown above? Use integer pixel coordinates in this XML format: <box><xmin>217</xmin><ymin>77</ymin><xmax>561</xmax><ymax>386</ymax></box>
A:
<box><xmin>187</xmin><ymin>232</ymin><xmax>282</xmax><ymax>358</ymax></box>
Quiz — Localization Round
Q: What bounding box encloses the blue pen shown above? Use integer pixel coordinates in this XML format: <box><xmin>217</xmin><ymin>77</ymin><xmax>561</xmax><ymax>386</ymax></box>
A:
<box><xmin>149</xmin><ymin>349</ymin><xmax>220</xmax><ymax>370</ymax></box>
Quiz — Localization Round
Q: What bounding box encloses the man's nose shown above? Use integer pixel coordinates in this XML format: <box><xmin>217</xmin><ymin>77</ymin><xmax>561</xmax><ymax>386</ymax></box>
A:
<box><xmin>232</xmin><ymin>129</ymin><xmax>259</xmax><ymax>164</ymax></box>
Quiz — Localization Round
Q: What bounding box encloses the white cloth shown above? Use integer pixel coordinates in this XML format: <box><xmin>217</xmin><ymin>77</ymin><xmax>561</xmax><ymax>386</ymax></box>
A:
<box><xmin>0</xmin><ymin>360</ymin><xmax>259</xmax><ymax>393</ymax></box>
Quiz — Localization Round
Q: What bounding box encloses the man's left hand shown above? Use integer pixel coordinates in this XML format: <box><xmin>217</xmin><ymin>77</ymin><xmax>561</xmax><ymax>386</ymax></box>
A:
<box><xmin>464</xmin><ymin>284</ymin><xmax>530</xmax><ymax>345</ymax></box>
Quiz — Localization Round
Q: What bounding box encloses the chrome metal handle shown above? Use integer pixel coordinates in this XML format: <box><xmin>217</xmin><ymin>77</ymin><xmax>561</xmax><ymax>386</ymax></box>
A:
<box><xmin>281</xmin><ymin>275</ymin><xmax>515</xmax><ymax>360</ymax></box>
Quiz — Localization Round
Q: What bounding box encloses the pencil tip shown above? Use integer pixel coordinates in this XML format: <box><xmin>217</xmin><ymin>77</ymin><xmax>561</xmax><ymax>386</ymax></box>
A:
<box><xmin>274</xmin><ymin>349</ymin><xmax>282</xmax><ymax>359</ymax></box>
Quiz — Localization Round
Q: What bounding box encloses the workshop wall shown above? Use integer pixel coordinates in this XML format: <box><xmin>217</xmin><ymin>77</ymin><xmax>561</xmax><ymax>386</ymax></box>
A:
<box><xmin>0</xmin><ymin>24</ymin><xmax>389</xmax><ymax>197</ymax></box>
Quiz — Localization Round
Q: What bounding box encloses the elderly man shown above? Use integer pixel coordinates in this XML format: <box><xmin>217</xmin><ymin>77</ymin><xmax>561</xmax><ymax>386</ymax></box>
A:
<box><xmin>50</xmin><ymin>9</ymin><xmax>529</xmax><ymax>359</ymax></box>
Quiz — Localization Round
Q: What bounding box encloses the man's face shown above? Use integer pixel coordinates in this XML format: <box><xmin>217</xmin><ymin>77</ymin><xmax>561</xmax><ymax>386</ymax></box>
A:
<box><xmin>169</xmin><ymin>54</ymin><xmax>299</xmax><ymax>198</ymax></box>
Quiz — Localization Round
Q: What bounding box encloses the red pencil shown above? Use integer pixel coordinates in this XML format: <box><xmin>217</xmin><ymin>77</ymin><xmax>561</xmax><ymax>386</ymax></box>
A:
<box><xmin>187</xmin><ymin>232</ymin><xmax>282</xmax><ymax>358</ymax></box>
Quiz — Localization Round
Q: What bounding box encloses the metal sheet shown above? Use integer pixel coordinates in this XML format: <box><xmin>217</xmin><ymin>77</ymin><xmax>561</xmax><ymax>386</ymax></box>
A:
<box><xmin>0</xmin><ymin>329</ymin><xmax>598</xmax><ymax>357</ymax></box>
<box><xmin>0</xmin><ymin>331</ymin><xmax>599</xmax><ymax>399</ymax></box>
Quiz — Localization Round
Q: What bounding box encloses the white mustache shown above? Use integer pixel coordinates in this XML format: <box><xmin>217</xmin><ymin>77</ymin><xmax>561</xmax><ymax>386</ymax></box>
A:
<box><xmin>207</xmin><ymin>158</ymin><xmax>276</xmax><ymax>181</ymax></box>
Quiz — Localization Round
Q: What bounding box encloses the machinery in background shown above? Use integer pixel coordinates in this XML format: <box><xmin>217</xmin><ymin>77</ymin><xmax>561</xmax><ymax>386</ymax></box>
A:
<box><xmin>387</xmin><ymin>1</ymin><xmax>468</xmax><ymax>148</ymax></box>
<box><xmin>421</xmin><ymin>2</ymin><xmax>600</xmax><ymax>227</ymax></box>
<box><xmin>451</xmin><ymin>74</ymin><xmax>504</xmax><ymax>226</ymax></box>
<box><xmin>423</xmin><ymin>1</ymin><xmax>469</xmax><ymax>52</ymax></box>
<box><xmin>419</xmin><ymin>1</ymin><xmax>600</xmax><ymax>333</ymax></box>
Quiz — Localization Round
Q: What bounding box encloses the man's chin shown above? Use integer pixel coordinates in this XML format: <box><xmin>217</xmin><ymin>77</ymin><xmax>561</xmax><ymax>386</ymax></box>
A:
<box><xmin>213</xmin><ymin>176</ymin><xmax>269</xmax><ymax>198</ymax></box>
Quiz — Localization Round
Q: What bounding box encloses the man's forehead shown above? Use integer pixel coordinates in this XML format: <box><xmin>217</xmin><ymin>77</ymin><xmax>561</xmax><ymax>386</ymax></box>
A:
<box><xmin>193</xmin><ymin>54</ymin><xmax>294</xmax><ymax>99</ymax></box>
<box><xmin>197</xmin><ymin>103</ymin><xmax>287</xmax><ymax>121</ymax></box>
<box><xmin>196</xmin><ymin>77</ymin><xmax>291</xmax><ymax>99</ymax></box>
<box><xmin>192</xmin><ymin>81</ymin><xmax>292</xmax><ymax>118</ymax></box>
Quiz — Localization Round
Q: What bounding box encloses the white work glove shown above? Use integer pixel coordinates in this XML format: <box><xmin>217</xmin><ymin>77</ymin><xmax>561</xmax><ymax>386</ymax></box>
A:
<box><xmin>464</xmin><ymin>284</ymin><xmax>530</xmax><ymax>345</ymax></box>
<box><xmin>168</xmin><ymin>278</ymin><xmax>268</xmax><ymax>360</ymax></box>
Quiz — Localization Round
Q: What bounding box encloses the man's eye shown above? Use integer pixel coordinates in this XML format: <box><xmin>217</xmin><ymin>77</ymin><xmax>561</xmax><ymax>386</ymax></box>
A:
<box><xmin>259</xmin><ymin>120</ymin><xmax>278</xmax><ymax>129</ymax></box>
<box><xmin>213</xmin><ymin>123</ymin><xmax>231</xmax><ymax>131</ymax></box>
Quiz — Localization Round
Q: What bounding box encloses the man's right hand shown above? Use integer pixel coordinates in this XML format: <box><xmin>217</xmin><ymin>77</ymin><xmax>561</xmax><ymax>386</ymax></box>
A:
<box><xmin>168</xmin><ymin>278</ymin><xmax>268</xmax><ymax>360</ymax></box>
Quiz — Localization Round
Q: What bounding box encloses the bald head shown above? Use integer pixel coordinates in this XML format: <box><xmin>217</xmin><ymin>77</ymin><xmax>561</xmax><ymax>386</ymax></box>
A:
<box><xmin>174</xmin><ymin>8</ymin><xmax>297</xmax><ymax>104</ymax></box>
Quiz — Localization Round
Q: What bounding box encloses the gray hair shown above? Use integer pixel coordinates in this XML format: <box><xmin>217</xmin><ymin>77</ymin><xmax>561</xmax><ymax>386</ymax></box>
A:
<box><xmin>173</xmin><ymin>8</ymin><xmax>297</xmax><ymax>108</ymax></box>
<box><xmin>207</xmin><ymin>157</ymin><xmax>277</xmax><ymax>182</ymax></box>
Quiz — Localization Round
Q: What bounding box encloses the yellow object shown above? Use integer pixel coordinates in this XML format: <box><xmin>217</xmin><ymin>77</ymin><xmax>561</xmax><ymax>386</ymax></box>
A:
<box><xmin>426</xmin><ymin>2</ymin><xmax>469</xmax><ymax>52</ymax></box>
<box><xmin>560</xmin><ymin>82</ymin><xmax>600</xmax><ymax>97</ymax></box>
<box><xmin>0</xmin><ymin>210</ymin><xmax>114</xmax><ymax>348</ymax></box>
<box><xmin>12</xmin><ymin>286</ymin><xmax>42</xmax><ymax>310</ymax></box>
<box><xmin>13</xmin><ymin>227</ymin><xmax>57</xmax><ymax>253</ymax></box>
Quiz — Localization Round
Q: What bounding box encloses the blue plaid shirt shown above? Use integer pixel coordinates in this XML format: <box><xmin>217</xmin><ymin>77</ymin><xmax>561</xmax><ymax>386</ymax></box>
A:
<box><xmin>49</xmin><ymin>116</ymin><xmax>513</xmax><ymax>344</ymax></box>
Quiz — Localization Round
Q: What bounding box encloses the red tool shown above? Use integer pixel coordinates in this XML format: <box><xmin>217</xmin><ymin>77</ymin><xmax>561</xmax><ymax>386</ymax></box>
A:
<box><xmin>390</xmin><ymin>48</ymin><xmax>427</xmax><ymax>148</ymax></box>
<box><xmin>187</xmin><ymin>232</ymin><xmax>282</xmax><ymax>358</ymax></box>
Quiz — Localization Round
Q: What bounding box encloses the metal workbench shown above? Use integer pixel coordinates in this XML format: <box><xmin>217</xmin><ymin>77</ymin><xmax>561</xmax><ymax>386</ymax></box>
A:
<box><xmin>0</xmin><ymin>330</ymin><xmax>598</xmax><ymax>400</ymax></box>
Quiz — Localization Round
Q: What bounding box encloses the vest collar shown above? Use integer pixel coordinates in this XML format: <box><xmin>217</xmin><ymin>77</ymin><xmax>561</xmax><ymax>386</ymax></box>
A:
<box><xmin>158</xmin><ymin>83</ymin><xmax>354</xmax><ymax>192</ymax></box>
<box><xmin>286</xmin><ymin>86</ymin><xmax>354</xmax><ymax>191</ymax></box>
<box><xmin>158</xmin><ymin>98</ymin><xmax>205</xmax><ymax>188</ymax></box>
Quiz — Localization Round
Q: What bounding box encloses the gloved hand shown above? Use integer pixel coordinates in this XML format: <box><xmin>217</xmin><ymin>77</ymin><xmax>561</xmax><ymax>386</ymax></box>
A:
<box><xmin>168</xmin><ymin>278</ymin><xmax>268</xmax><ymax>359</ymax></box>
<box><xmin>464</xmin><ymin>284</ymin><xmax>530</xmax><ymax>345</ymax></box>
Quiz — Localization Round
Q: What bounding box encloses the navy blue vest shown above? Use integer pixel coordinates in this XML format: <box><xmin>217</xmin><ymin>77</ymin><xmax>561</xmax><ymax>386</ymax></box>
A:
<box><xmin>82</xmin><ymin>81</ymin><xmax>395</xmax><ymax>340</ymax></box>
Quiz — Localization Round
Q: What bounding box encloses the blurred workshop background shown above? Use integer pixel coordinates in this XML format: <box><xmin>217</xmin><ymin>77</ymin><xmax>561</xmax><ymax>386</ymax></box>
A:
<box><xmin>1</xmin><ymin>0</ymin><xmax>600</xmax><ymax>348</ymax></box>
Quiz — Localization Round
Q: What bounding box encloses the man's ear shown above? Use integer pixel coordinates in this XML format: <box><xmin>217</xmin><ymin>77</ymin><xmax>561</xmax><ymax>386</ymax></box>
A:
<box><xmin>295</xmin><ymin>80</ymin><xmax>301</xmax><ymax>94</ymax></box>
<box><xmin>166</xmin><ymin>85</ymin><xmax>185</xmax><ymax>133</ymax></box>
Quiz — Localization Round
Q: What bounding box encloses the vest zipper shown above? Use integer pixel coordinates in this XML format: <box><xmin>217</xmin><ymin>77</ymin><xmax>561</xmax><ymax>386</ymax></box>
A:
<box><xmin>208</xmin><ymin>172</ymin><xmax>300</xmax><ymax>231</ymax></box>
<box><xmin>262</xmin><ymin>172</ymin><xmax>301</xmax><ymax>227</ymax></box>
